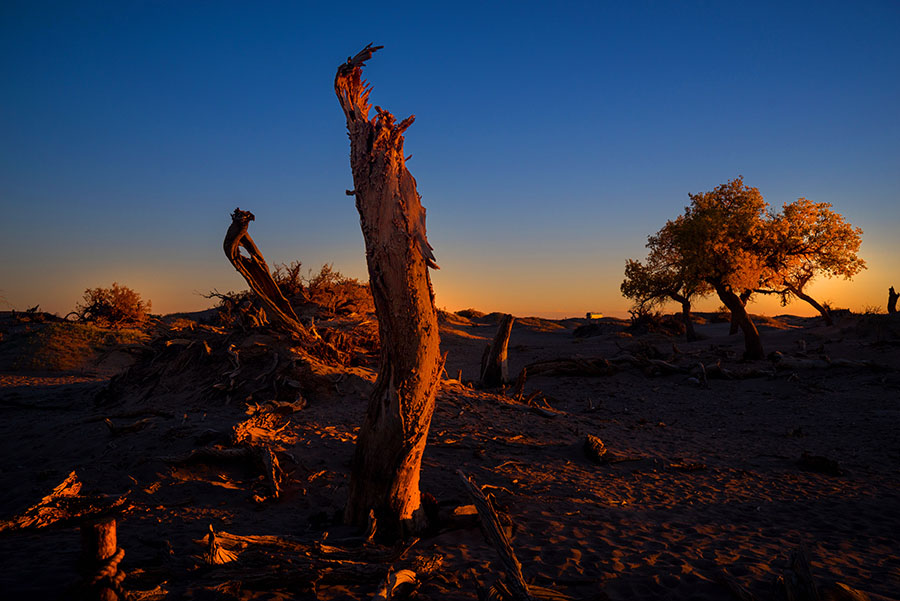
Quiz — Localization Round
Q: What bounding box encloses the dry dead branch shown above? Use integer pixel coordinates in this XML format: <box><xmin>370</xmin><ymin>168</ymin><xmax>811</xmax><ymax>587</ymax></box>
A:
<box><xmin>458</xmin><ymin>470</ymin><xmax>534</xmax><ymax>601</ymax></box>
<box><xmin>223</xmin><ymin>208</ymin><xmax>309</xmax><ymax>339</ymax></box>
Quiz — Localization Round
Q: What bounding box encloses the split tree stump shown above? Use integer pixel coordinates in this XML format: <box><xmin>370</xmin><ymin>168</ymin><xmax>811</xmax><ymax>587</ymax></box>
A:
<box><xmin>480</xmin><ymin>314</ymin><xmax>514</xmax><ymax>387</ymax></box>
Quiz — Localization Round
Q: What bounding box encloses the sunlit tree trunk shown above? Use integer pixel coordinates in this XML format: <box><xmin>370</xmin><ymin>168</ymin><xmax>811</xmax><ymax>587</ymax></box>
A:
<box><xmin>335</xmin><ymin>45</ymin><xmax>443</xmax><ymax>537</ymax></box>
<box><xmin>715</xmin><ymin>284</ymin><xmax>764</xmax><ymax>359</ymax></box>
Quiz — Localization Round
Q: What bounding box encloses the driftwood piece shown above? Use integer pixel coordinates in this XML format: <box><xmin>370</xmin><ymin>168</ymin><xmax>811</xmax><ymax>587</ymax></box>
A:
<box><xmin>0</xmin><ymin>471</ymin><xmax>128</xmax><ymax>533</ymax></box>
<box><xmin>205</xmin><ymin>524</ymin><xmax>240</xmax><ymax>565</ymax></box>
<box><xmin>458</xmin><ymin>470</ymin><xmax>534</xmax><ymax>601</ymax></box>
<box><xmin>162</xmin><ymin>444</ymin><xmax>284</xmax><ymax>501</ymax></box>
<box><xmin>373</xmin><ymin>555</ymin><xmax>443</xmax><ymax>601</ymax></box>
<box><xmin>481</xmin><ymin>314</ymin><xmax>514</xmax><ymax>387</ymax></box>
<box><xmin>223</xmin><ymin>208</ymin><xmax>309</xmax><ymax>338</ymax></box>
<box><xmin>336</xmin><ymin>44</ymin><xmax>444</xmax><ymax>536</ymax></box>
<box><xmin>583</xmin><ymin>434</ymin><xmax>643</xmax><ymax>465</ymax></box>
<box><xmin>583</xmin><ymin>434</ymin><xmax>608</xmax><ymax>464</ymax></box>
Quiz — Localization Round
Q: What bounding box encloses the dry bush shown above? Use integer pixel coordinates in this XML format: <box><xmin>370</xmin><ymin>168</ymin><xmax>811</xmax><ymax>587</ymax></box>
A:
<box><xmin>272</xmin><ymin>260</ymin><xmax>306</xmax><ymax>301</ymax></box>
<box><xmin>209</xmin><ymin>263</ymin><xmax>373</xmax><ymax>331</ymax></box>
<box><xmin>304</xmin><ymin>264</ymin><xmax>373</xmax><ymax>317</ymax></box>
<box><xmin>73</xmin><ymin>283</ymin><xmax>151</xmax><ymax>327</ymax></box>
<box><xmin>206</xmin><ymin>289</ymin><xmax>258</xmax><ymax>329</ymax></box>
<box><xmin>627</xmin><ymin>311</ymin><xmax>686</xmax><ymax>337</ymax></box>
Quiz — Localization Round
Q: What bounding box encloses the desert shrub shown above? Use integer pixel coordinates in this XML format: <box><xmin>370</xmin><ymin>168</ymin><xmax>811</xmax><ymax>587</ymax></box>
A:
<box><xmin>627</xmin><ymin>312</ymin><xmax>685</xmax><ymax>337</ymax></box>
<box><xmin>304</xmin><ymin>264</ymin><xmax>373</xmax><ymax>317</ymax></box>
<box><xmin>74</xmin><ymin>283</ymin><xmax>151</xmax><ymax>327</ymax></box>
<box><xmin>456</xmin><ymin>308</ymin><xmax>485</xmax><ymax>320</ymax></box>
<box><xmin>862</xmin><ymin>305</ymin><xmax>885</xmax><ymax>315</ymax></box>
<box><xmin>272</xmin><ymin>261</ymin><xmax>306</xmax><ymax>300</ymax></box>
<box><xmin>206</xmin><ymin>289</ymin><xmax>259</xmax><ymax>329</ymax></box>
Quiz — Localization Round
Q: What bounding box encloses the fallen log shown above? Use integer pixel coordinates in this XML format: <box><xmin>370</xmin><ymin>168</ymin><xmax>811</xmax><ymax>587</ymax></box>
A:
<box><xmin>458</xmin><ymin>470</ymin><xmax>534</xmax><ymax>601</ymax></box>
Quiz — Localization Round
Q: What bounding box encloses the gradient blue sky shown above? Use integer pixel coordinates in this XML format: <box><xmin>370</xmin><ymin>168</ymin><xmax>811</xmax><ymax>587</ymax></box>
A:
<box><xmin>2</xmin><ymin>1</ymin><xmax>898</xmax><ymax>318</ymax></box>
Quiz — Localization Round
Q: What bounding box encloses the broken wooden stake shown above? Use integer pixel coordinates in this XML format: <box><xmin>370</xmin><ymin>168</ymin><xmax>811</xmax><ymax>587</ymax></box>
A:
<box><xmin>481</xmin><ymin>314</ymin><xmax>514</xmax><ymax>387</ymax></box>
<box><xmin>80</xmin><ymin>517</ymin><xmax>126</xmax><ymax>601</ymax></box>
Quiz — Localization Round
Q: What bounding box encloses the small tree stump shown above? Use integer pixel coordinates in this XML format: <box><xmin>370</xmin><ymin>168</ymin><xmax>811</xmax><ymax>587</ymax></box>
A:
<box><xmin>480</xmin><ymin>314</ymin><xmax>514</xmax><ymax>387</ymax></box>
<box><xmin>80</xmin><ymin>517</ymin><xmax>124</xmax><ymax>601</ymax></box>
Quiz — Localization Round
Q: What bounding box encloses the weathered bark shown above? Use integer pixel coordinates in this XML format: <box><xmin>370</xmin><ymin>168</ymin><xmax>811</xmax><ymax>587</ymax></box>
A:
<box><xmin>889</xmin><ymin>286</ymin><xmax>898</xmax><ymax>314</ymax></box>
<box><xmin>729</xmin><ymin>289</ymin><xmax>752</xmax><ymax>335</ymax></box>
<box><xmin>336</xmin><ymin>44</ymin><xmax>443</xmax><ymax>537</ymax></box>
<box><xmin>223</xmin><ymin>208</ymin><xmax>308</xmax><ymax>338</ymax></box>
<box><xmin>787</xmin><ymin>284</ymin><xmax>834</xmax><ymax>326</ymax></box>
<box><xmin>715</xmin><ymin>284</ymin><xmax>764</xmax><ymax>359</ymax></box>
<box><xmin>480</xmin><ymin>313</ymin><xmax>514</xmax><ymax>387</ymax></box>
<box><xmin>80</xmin><ymin>517</ymin><xmax>123</xmax><ymax>601</ymax></box>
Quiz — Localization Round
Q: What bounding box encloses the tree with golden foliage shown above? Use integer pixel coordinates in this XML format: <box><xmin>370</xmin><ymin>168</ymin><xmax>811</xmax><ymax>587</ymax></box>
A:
<box><xmin>621</xmin><ymin>221</ymin><xmax>709</xmax><ymax>341</ymax></box>
<box><xmin>667</xmin><ymin>177</ymin><xmax>769</xmax><ymax>358</ymax></box>
<box><xmin>625</xmin><ymin>178</ymin><xmax>866</xmax><ymax>357</ymax></box>
<box><xmin>758</xmin><ymin>198</ymin><xmax>865</xmax><ymax>326</ymax></box>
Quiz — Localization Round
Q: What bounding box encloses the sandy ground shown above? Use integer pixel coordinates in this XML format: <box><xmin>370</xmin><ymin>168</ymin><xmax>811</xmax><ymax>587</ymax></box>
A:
<box><xmin>1</xmin><ymin>311</ymin><xmax>898</xmax><ymax>600</ymax></box>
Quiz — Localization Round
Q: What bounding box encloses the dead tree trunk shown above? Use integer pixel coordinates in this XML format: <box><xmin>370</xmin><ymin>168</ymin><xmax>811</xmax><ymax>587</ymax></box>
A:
<box><xmin>336</xmin><ymin>44</ymin><xmax>444</xmax><ymax>537</ymax></box>
<box><xmin>223</xmin><ymin>208</ymin><xmax>309</xmax><ymax>338</ymax></box>
<box><xmin>889</xmin><ymin>286</ymin><xmax>898</xmax><ymax>314</ymax></box>
<box><xmin>480</xmin><ymin>314</ymin><xmax>514</xmax><ymax>387</ymax></box>
<box><xmin>716</xmin><ymin>284</ymin><xmax>764</xmax><ymax>360</ymax></box>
